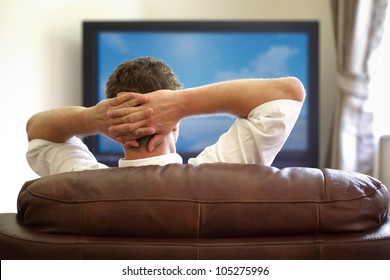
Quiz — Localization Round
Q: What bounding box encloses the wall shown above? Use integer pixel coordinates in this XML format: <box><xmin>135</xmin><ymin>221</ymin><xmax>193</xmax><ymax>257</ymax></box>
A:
<box><xmin>0</xmin><ymin>0</ymin><xmax>337</xmax><ymax>212</ymax></box>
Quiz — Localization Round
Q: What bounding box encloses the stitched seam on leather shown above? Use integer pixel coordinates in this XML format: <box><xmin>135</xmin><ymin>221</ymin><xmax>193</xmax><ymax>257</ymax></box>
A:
<box><xmin>322</xmin><ymin>169</ymin><xmax>328</xmax><ymax>201</ymax></box>
<box><xmin>318</xmin><ymin>168</ymin><xmax>326</xmax><ymax>235</ymax></box>
<box><xmin>316</xmin><ymin>203</ymin><xmax>320</xmax><ymax>235</ymax></box>
<box><xmin>75</xmin><ymin>172</ymin><xmax>85</xmax><ymax>236</ymax></box>
<box><xmin>80</xmin><ymin>203</ymin><xmax>85</xmax><ymax>236</ymax></box>
<box><xmin>197</xmin><ymin>203</ymin><xmax>201</xmax><ymax>239</ymax></box>
<box><xmin>2</xmin><ymin>233</ymin><xmax>389</xmax><ymax>246</ymax></box>
<box><xmin>74</xmin><ymin>171</ymin><xmax>82</xmax><ymax>202</ymax></box>
<box><xmin>318</xmin><ymin>242</ymin><xmax>323</xmax><ymax>259</ymax></box>
<box><xmin>78</xmin><ymin>239</ymin><xmax>84</xmax><ymax>259</ymax></box>
<box><xmin>26</xmin><ymin>197</ymin><xmax>377</xmax><ymax>203</ymax></box>
<box><xmin>21</xmin><ymin>196</ymin><xmax>382</xmax><ymax>205</ymax></box>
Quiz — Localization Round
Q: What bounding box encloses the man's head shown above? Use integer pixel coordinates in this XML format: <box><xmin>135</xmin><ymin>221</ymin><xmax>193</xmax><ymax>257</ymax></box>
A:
<box><xmin>106</xmin><ymin>57</ymin><xmax>182</xmax><ymax>98</ymax></box>
<box><xmin>106</xmin><ymin>57</ymin><xmax>182</xmax><ymax>158</ymax></box>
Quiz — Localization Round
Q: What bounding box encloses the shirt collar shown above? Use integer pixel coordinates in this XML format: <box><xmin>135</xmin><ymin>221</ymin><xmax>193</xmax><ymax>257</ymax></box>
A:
<box><xmin>118</xmin><ymin>153</ymin><xmax>183</xmax><ymax>167</ymax></box>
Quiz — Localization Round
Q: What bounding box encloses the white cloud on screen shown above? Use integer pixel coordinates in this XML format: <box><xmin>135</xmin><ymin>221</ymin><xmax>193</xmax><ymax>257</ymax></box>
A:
<box><xmin>215</xmin><ymin>45</ymin><xmax>298</xmax><ymax>81</ymax></box>
<box><xmin>103</xmin><ymin>33</ymin><xmax>129</xmax><ymax>55</ymax></box>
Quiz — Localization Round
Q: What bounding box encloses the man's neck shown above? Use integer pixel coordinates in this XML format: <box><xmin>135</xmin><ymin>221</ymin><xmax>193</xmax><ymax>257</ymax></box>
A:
<box><xmin>123</xmin><ymin>142</ymin><xmax>175</xmax><ymax>160</ymax></box>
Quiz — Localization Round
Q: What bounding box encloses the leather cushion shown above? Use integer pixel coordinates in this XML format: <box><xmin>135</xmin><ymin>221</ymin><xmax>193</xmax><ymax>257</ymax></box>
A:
<box><xmin>17</xmin><ymin>164</ymin><xmax>389</xmax><ymax>238</ymax></box>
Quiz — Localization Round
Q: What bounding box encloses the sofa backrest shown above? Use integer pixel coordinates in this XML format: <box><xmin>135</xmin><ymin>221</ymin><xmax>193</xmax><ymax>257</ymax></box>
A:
<box><xmin>17</xmin><ymin>163</ymin><xmax>389</xmax><ymax>238</ymax></box>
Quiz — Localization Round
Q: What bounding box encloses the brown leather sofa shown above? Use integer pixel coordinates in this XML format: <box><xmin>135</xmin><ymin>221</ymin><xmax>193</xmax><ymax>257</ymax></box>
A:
<box><xmin>0</xmin><ymin>163</ymin><xmax>389</xmax><ymax>259</ymax></box>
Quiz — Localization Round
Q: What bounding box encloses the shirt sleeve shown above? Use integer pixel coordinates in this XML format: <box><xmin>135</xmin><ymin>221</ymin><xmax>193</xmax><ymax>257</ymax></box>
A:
<box><xmin>26</xmin><ymin>136</ymin><xmax>108</xmax><ymax>176</ymax></box>
<box><xmin>188</xmin><ymin>99</ymin><xmax>303</xmax><ymax>166</ymax></box>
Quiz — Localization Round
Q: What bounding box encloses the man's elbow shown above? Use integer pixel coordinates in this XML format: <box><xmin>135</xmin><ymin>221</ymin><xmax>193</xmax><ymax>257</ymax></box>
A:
<box><xmin>26</xmin><ymin>114</ymin><xmax>39</xmax><ymax>141</ymax></box>
<box><xmin>286</xmin><ymin>77</ymin><xmax>306</xmax><ymax>102</ymax></box>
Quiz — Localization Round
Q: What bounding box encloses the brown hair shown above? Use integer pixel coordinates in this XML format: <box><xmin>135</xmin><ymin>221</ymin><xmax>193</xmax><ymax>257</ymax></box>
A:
<box><xmin>106</xmin><ymin>57</ymin><xmax>182</xmax><ymax>98</ymax></box>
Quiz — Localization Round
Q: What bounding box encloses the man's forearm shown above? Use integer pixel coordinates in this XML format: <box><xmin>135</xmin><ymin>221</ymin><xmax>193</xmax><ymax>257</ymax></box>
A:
<box><xmin>26</xmin><ymin>106</ymin><xmax>96</xmax><ymax>142</ymax></box>
<box><xmin>27</xmin><ymin>92</ymin><xmax>154</xmax><ymax>144</ymax></box>
<box><xmin>177</xmin><ymin>77</ymin><xmax>305</xmax><ymax>119</ymax></box>
<box><xmin>143</xmin><ymin>77</ymin><xmax>306</xmax><ymax>132</ymax></box>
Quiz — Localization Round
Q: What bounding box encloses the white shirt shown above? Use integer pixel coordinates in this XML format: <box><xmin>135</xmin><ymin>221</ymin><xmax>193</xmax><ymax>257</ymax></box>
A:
<box><xmin>27</xmin><ymin>99</ymin><xmax>302</xmax><ymax>176</ymax></box>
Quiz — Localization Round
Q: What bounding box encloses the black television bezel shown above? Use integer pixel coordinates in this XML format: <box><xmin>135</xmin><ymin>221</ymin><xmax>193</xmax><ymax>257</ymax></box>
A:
<box><xmin>83</xmin><ymin>20</ymin><xmax>319</xmax><ymax>168</ymax></box>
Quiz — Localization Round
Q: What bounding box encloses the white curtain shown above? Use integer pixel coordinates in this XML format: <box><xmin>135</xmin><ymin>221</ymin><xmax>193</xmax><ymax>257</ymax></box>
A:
<box><xmin>329</xmin><ymin>0</ymin><xmax>388</xmax><ymax>174</ymax></box>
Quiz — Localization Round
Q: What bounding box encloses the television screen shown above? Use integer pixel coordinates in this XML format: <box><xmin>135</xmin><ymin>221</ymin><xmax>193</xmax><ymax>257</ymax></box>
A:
<box><xmin>83</xmin><ymin>21</ymin><xmax>319</xmax><ymax>167</ymax></box>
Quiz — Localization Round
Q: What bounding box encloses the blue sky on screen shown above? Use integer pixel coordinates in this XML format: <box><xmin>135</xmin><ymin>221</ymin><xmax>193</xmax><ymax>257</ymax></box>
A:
<box><xmin>97</xmin><ymin>32</ymin><xmax>309</xmax><ymax>153</ymax></box>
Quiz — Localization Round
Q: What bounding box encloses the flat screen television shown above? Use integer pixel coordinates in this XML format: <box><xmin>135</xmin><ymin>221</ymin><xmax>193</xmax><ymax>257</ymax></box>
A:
<box><xmin>83</xmin><ymin>20</ymin><xmax>319</xmax><ymax>168</ymax></box>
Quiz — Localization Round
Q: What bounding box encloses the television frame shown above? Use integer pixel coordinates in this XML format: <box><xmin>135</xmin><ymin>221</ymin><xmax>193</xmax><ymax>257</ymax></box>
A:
<box><xmin>83</xmin><ymin>20</ymin><xmax>319</xmax><ymax>168</ymax></box>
